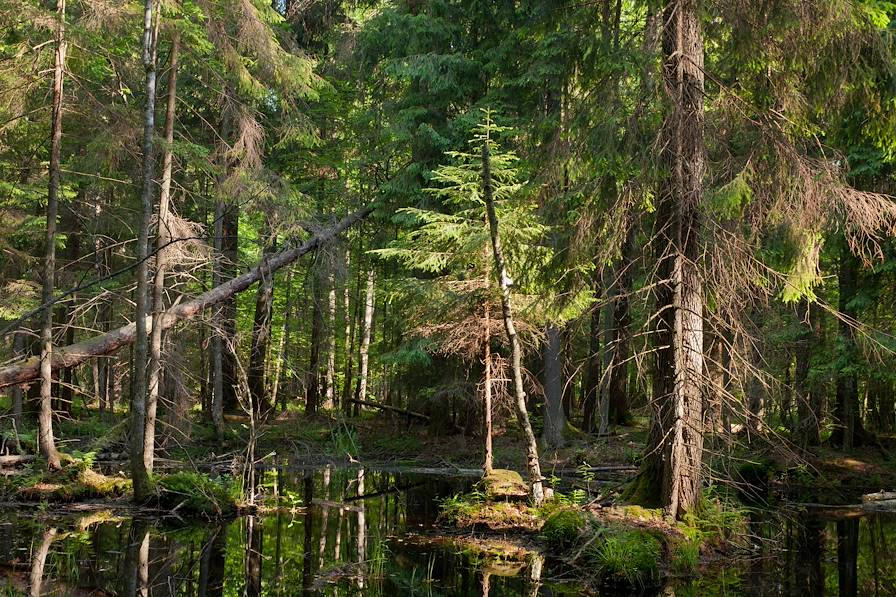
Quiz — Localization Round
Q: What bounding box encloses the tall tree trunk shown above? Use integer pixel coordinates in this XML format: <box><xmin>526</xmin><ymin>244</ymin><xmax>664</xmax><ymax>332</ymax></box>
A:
<box><xmin>130</xmin><ymin>0</ymin><xmax>158</xmax><ymax>500</ymax></box>
<box><xmin>482</xmin><ymin>137</ymin><xmax>544</xmax><ymax>505</ymax></box>
<box><xmin>270</xmin><ymin>267</ymin><xmax>293</xmax><ymax>411</ymax></box>
<box><xmin>483</xmin><ymin>301</ymin><xmax>493</xmax><ymax>475</ymax></box>
<box><xmin>582</xmin><ymin>277</ymin><xmax>601</xmax><ymax>433</ymax></box>
<box><xmin>221</xmin><ymin>204</ymin><xmax>239</xmax><ymax>412</ymax></box>
<box><xmin>325</xmin><ymin>272</ymin><xmax>337</xmax><ymax>409</ymax></box>
<box><xmin>833</xmin><ymin>247</ymin><xmax>865</xmax><ymax>448</ymax></box>
<box><xmin>794</xmin><ymin>298</ymin><xmax>819</xmax><ymax>445</ymax></box>
<box><xmin>608</xmin><ymin>232</ymin><xmax>634</xmax><ymax>426</ymax></box>
<box><xmin>38</xmin><ymin>0</ymin><xmax>67</xmax><ymax>470</ymax></box>
<box><xmin>342</xmin><ymin>250</ymin><xmax>359</xmax><ymax>413</ymax></box>
<box><xmin>145</xmin><ymin>33</ymin><xmax>179</xmax><ymax>479</ymax></box>
<box><xmin>356</xmin><ymin>269</ymin><xmax>375</xmax><ymax>405</ymax></box>
<box><xmin>542</xmin><ymin>324</ymin><xmax>565</xmax><ymax>448</ymax></box>
<box><xmin>307</xmin><ymin>274</ymin><xmax>323</xmax><ymax>414</ymax></box>
<box><xmin>210</xmin><ymin>201</ymin><xmax>225</xmax><ymax>440</ymax></box>
<box><xmin>248</xmin><ymin>224</ymin><xmax>275</xmax><ymax>418</ymax></box>
<box><xmin>639</xmin><ymin>0</ymin><xmax>705</xmax><ymax>519</ymax></box>
<box><xmin>11</xmin><ymin>331</ymin><xmax>25</xmax><ymax>428</ymax></box>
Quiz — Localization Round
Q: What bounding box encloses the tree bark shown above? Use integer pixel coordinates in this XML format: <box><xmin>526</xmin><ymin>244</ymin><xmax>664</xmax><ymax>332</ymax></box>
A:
<box><xmin>269</xmin><ymin>267</ymin><xmax>293</xmax><ymax>411</ymax></box>
<box><xmin>0</xmin><ymin>207</ymin><xmax>373</xmax><ymax>388</ymax></box>
<box><xmin>794</xmin><ymin>298</ymin><xmax>819</xmax><ymax>445</ymax></box>
<box><xmin>248</xmin><ymin>223</ymin><xmax>275</xmax><ymax>417</ymax></box>
<box><xmin>342</xmin><ymin>248</ymin><xmax>360</xmax><ymax>414</ymax></box>
<box><xmin>144</xmin><ymin>32</ymin><xmax>178</xmax><ymax>479</ymax></box>
<box><xmin>640</xmin><ymin>0</ymin><xmax>705</xmax><ymax>519</ymax></box>
<box><xmin>542</xmin><ymin>324</ymin><xmax>566</xmax><ymax>448</ymax></box>
<box><xmin>130</xmin><ymin>0</ymin><xmax>158</xmax><ymax>500</ymax></box>
<box><xmin>356</xmin><ymin>268</ymin><xmax>375</xmax><ymax>405</ymax></box>
<box><xmin>38</xmin><ymin>0</ymin><xmax>67</xmax><ymax>470</ymax></box>
<box><xmin>325</xmin><ymin>272</ymin><xmax>337</xmax><ymax>409</ymax></box>
<box><xmin>607</xmin><ymin>232</ymin><xmax>634</xmax><ymax>426</ymax></box>
<box><xmin>307</xmin><ymin>273</ymin><xmax>323</xmax><ymax>414</ymax></box>
<box><xmin>832</xmin><ymin>247</ymin><xmax>865</xmax><ymax>448</ymax></box>
<box><xmin>11</xmin><ymin>331</ymin><xmax>25</xmax><ymax>427</ymax></box>
<box><xmin>220</xmin><ymin>204</ymin><xmax>239</xmax><ymax>411</ymax></box>
<box><xmin>482</xmin><ymin>139</ymin><xmax>544</xmax><ymax>505</ymax></box>
<box><xmin>582</xmin><ymin>277</ymin><xmax>601</xmax><ymax>433</ymax></box>
<box><xmin>210</xmin><ymin>201</ymin><xmax>225</xmax><ymax>439</ymax></box>
<box><xmin>483</xmin><ymin>301</ymin><xmax>494</xmax><ymax>475</ymax></box>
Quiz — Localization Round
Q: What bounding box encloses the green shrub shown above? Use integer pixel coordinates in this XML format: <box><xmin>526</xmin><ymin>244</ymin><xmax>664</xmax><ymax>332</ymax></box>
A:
<box><xmin>670</xmin><ymin>538</ymin><xmax>701</xmax><ymax>575</ymax></box>
<box><xmin>438</xmin><ymin>491</ymin><xmax>485</xmax><ymax>525</ymax></box>
<box><xmin>540</xmin><ymin>508</ymin><xmax>586</xmax><ymax>551</ymax></box>
<box><xmin>588</xmin><ymin>526</ymin><xmax>662</xmax><ymax>587</ymax></box>
<box><xmin>157</xmin><ymin>471</ymin><xmax>237</xmax><ymax>517</ymax></box>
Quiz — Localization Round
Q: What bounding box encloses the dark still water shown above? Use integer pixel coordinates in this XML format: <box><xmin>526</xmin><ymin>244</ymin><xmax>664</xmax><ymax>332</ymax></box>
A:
<box><xmin>0</xmin><ymin>466</ymin><xmax>894</xmax><ymax>596</ymax></box>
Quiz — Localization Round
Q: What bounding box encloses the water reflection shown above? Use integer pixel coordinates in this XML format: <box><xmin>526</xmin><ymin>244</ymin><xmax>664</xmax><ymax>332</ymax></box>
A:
<box><xmin>1</xmin><ymin>468</ymin><xmax>894</xmax><ymax>596</ymax></box>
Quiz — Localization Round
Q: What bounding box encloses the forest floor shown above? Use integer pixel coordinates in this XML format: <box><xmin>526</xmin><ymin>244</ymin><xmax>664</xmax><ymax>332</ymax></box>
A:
<box><xmin>2</xmin><ymin>405</ymin><xmax>895</xmax><ymax>505</ymax></box>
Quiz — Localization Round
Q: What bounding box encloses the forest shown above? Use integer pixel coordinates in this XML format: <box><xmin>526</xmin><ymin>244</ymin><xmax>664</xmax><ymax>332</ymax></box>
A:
<box><xmin>1</xmin><ymin>0</ymin><xmax>896</xmax><ymax>594</ymax></box>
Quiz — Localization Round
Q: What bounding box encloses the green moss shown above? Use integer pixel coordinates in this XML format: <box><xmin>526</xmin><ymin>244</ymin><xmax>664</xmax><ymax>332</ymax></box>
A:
<box><xmin>9</xmin><ymin>462</ymin><xmax>130</xmax><ymax>502</ymax></box>
<box><xmin>540</xmin><ymin>508</ymin><xmax>587</xmax><ymax>550</ymax></box>
<box><xmin>156</xmin><ymin>471</ymin><xmax>238</xmax><ymax>518</ymax></box>
<box><xmin>478</xmin><ymin>469</ymin><xmax>528</xmax><ymax>500</ymax></box>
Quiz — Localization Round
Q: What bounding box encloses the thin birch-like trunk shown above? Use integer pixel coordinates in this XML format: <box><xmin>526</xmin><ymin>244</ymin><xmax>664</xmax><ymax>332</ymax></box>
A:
<box><xmin>483</xmin><ymin>301</ymin><xmax>493</xmax><ymax>475</ymax></box>
<box><xmin>270</xmin><ymin>267</ymin><xmax>293</xmax><ymax>410</ymax></box>
<box><xmin>38</xmin><ymin>0</ymin><xmax>67</xmax><ymax>470</ymax></box>
<box><xmin>130</xmin><ymin>0</ymin><xmax>158</xmax><ymax>499</ymax></box>
<box><xmin>325</xmin><ymin>272</ymin><xmax>336</xmax><ymax>409</ymax></box>
<box><xmin>145</xmin><ymin>32</ymin><xmax>178</xmax><ymax>478</ymax></box>
<box><xmin>356</xmin><ymin>269</ymin><xmax>375</xmax><ymax>405</ymax></box>
<box><xmin>481</xmin><ymin>136</ymin><xmax>544</xmax><ymax>505</ymax></box>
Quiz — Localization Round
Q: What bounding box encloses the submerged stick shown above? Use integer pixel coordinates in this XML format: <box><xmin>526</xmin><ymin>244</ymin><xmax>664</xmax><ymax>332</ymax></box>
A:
<box><xmin>0</xmin><ymin>206</ymin><xmax>373</xmax><ymax>388</ymax></box>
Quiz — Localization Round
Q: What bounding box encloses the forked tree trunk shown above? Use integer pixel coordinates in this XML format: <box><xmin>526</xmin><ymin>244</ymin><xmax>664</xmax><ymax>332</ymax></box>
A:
<box><xmin>639</xmin><ymin>0</ymin><xmax>705</xmax><ymax>519</ymax></box>
<box><xmin>145</xmin><ymin>32</ymin><xmax>179</xmax><ymax>478</ymax></box>
<box><xmin>130</xmin><ymin>0</ymin><xmax>158</xmax><ymax>500</ymax></box>
<box><xmin>38</xmin><ymin>0</ymin><xmax>67</xmax><ymax>470</ymax></box>
<box><xmin>356</xmin><ymin>269</ymin><xmax>375</xmax><ymax>405</ymax></box>
<box><xmin>481</xmin><ymin>140</ymin><xmax>544</xmax><ymax>505</ymax></box>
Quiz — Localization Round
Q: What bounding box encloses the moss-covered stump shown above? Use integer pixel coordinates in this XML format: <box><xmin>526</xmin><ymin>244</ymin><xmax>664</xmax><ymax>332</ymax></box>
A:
<box><xmin>13</xmin><ymin>467</ymin><xmax>131</xmax><ymax>502</ymax></box>
<box><xmin>479</xmin><ymin>469</ymin><xmax>529</xmax><ymax>500</ymax></box>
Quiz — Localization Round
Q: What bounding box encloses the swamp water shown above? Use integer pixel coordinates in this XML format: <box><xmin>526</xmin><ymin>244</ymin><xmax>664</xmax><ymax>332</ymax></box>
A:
<box><xmin>0</xmin><ymin>466</ymin><xmax>893</xmax><ymax>596</ymax></box>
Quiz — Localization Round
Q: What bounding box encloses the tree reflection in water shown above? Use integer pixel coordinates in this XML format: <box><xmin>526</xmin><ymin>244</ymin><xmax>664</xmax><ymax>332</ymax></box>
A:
<box><xmin>0</xmin><ymin>468</ymin><xmax>893</xmax><ymax>596</ymax></box>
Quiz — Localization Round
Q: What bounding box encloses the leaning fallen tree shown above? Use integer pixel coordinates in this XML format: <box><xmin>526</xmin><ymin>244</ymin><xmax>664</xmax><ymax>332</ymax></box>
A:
<box><xmin>0</xmin><ymin>206</ymin><xmax>373</xmax><ymax>389</ymax></box>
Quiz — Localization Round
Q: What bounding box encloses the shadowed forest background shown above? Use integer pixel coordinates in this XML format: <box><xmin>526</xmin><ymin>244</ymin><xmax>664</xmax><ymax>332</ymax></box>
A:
<box><xmin>1</xmin><ymin>0</ymin><xmax>896</xmax><ymax>594</ymax></box>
